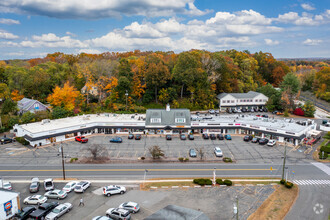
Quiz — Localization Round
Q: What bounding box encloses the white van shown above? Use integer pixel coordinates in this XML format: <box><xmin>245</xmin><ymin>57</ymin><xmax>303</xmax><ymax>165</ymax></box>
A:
<box><xmin>44</xmin><ymin>178</ymin><xmax>54</xmax><ymax>191</ymax></box>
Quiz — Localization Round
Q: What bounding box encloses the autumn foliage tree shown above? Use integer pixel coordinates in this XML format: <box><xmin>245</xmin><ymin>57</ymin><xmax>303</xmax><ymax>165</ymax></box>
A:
<box><xmin>47</xmin><ymin>81</ymin><xmax>83</xmax><ymax>111</ymax></box>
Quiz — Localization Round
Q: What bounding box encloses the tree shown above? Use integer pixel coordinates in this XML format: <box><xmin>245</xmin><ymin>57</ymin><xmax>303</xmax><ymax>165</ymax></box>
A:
<box><xmin>47</xmin><ymin>81</ymin><xmax>83</xmax><ymax>111</ymax></box>
<box><xmin>86</xmin><ymin>144</ymin><xmax>109</xmax><ymax>160</ymax></box>
<box><xmin>11</xmin><ymin>90</ymin><xmax>24</xmax><ymax>101</ymax></box>
<box><xmin>293</xmin><ymin>108</ymin><xmax>304</xmax><ymax>116</ymax></box>
<box><xmin>21</xmin><ymin>111</ymin><xmax>36</xmax><ymax>124</ymax></box>
<box><xmin>197</xmin><ymin>147</ymin><xmax>205</xmax><ymax>160</ymax></box>
<box><xmin>0</xmin><ymin>83</ymin><xmax>10</xmax><ymax>100</ymax></box>
<box><xmin>1</xmin><ymin>99</ymin><xmax>17</xmax><ymax>115</ymax></box>
<box><xmin>51</xmin><ymin>106</ymin><xmax>73</xmax><ymax>119</ymax></box>
<box><xmin>257</xmin><ymin>83</ymin><xmax>283</xmax><ymax>110</ymax></box>
<box><xmin>148</xmin><ymin>146</ymin><xmax>165</xmax><ymax>159</ymax></box>
<box><xmin>302</xmin><ymin>101</ymin><xmax>316</xmax><ymax>117</ymax></box>
<box><xmin>281</xmin><ymin>73</ymin><xmax>301</xmax><ymax>111</ymax></box>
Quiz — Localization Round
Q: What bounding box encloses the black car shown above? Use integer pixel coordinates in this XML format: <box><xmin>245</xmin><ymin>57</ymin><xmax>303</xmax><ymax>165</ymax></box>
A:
<box><xmin>202</xmin><ymin>134</ymin><xmax>209</xmax><ymax>139</ymax></box>
<box><xmin>258</xmin><ymin>108</ymin><xmax>264</xmax><ymax>112</ymax></box>
<box><xmin>246</xmin><ymin>108</ymin><xmax>251</xmax><ymax>112</ymax></box>
<box><xmin>262</xmin><ymin>114</ymin><xmax>268</xmax><ymax>118</ymax></box>
<box><xmin>180</xmin><ymin>134</ymin><xmax>186</xmax><ymax>140</ymax></box>
<box><xmin>166</xmin><ymin>135</ymin><xmax>172</xmax><ymax>140</ymax></box>
<box><xmin>15</xmin><ymin>206</ymin><xmax>36</xmax><ymax>220</ymax></box>
<box><xmin>232</xmin><ymin>108</ymin><xmax>237</xmax><ymax>113</ymax></box>
<box><xmin>258</xmin><ymin>138</ymin><xmax>269</xmax><ymax>145</ymax></box>
<box><xmin>241</xmin><ymin>108</ymin><xmax>247</xmax><ymax>112</ymax></box>
<box><xmin>210</xmin><ymin>134</ymin><xmax>216</xmax><ymax>140</ymax></box>
<box><xmin>217</xmin><ymin>134</ymin><xmax>224</xmax><ymax>140</ymax></box>
<box><xmin>29</xmin><ymin>202</ymin><xmax>59</xmax><ymax>219</ymax></box>
<box><xmin>272</xmin><ymin>110</ymin><xmax>278</xmax><ymax>114</ymax></box>
<box><xmin>135</xmin><ymin>134</ymin><xmax>141</xmax><ymax>140</ymax></box>
<box><xmin>128</xmin><ymin>134</ymin><xmax>134</xmax><ymax>139</ymax></box>
<box><xmin>1</xmin><ymin>137</ymin><xmax>13</xmax><ymax>144</ymax></box>
<box><xmin>226</xmin><ymin>108</ymin><xmax>232</xmax><ymax>113</ymax></box>
<box><xmin>251</xmin><ymin>137</ymin><xmax>260</xmax><ymax>143</ymax></box>
<box><xmin>188</xmin><ymin>134</ymin><xmax>194</xmax><ymax>140</ymax></box>
<box><xmin>243</xmin><ymin>135</ymin><xmax>250</xmax><ymax>142</ymax></box>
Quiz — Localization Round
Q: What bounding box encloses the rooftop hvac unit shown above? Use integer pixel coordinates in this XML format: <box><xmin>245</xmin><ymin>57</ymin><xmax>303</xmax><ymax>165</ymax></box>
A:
<box><xmin>41</xmin><ymin>119</ymin><xmax>50</xmax><ymax>124</ymax></box>
<box><xmin>104</xmin><ymin>113</ymin><xmax>109</xmax><ymax>117</ymax></box>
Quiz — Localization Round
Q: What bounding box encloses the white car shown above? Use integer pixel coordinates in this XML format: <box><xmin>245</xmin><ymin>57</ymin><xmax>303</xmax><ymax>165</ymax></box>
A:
<box><xmin>214</xmin><ymin>147</ymin><xmax>223</xmax><ymax>157</ymax></box>
<box><xmin>208</xmin><ymin>109</ymin><xmax>215</xmax><ymax>114</ymax></box>
<box><xmin>102</xmin><ymin>185</ymin><xmax>126</xmax><ymax>197</ymax></box>
<box><xmin>44</xmin><ymin>178</ymin><xmax>54</xmax><ymax>191</ymax></box>
<box><xmin>92</xmin><ymin>216</ymin><xmax>112</xmax><ymax>220</ymax></box>
<box><xmin>23</xmin><ymin>195</ymin><xmax>47</xmax><ymax>205</ymax></box>
<box><xmin>45</xmin><ymin>203</ymin><xmax>72</xmax><ymax>220</ymax></box>
<box><xmin>267</xmin><ymin>140</ymin><xmax>277</xmax><ymax>147</ymax></box>
<box><xmin>44</xmin><ymin>189</ymin><xmax>67</xmax><ymax>199</ymax></box>
<box><xmin>1</xmin><ymin>181</ymin><xmax>12</xmax><ymax>190</ymax></box>
<box><xmin>74</xmin><ymin>181</ymin><xmax>91</xmax><ymax>193</ymax></box>
<box><xmin>62</xmin><ymin>181</ymin><xmax>78</xmax><ymax>193</ymax></box>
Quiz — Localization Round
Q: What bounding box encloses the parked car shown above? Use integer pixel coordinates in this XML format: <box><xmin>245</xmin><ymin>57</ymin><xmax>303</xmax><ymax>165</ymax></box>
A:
<box><xmin>44</xmin><ymin>189</ymin><xmax>67</xmax><ymax>200</ymax></box>
<box><xmin>110</xmin><ymin>137</ymin><xmax>123</xmax><ymax>143</ymax></box>
<box><xmin>208</xmin><ymin>109</ymin><xmax>215</xmax><ymax>114</ymax></box>
<box><xmin>202</xmin><ymin>134</ymin><xmax>209</xmax><ymax>139</ymax></box>
<box><xmin>1</xmin><ymin>181</ymin><xmax>12</xmax><ymax>190</ymax></box>
<box><xmin>210</xmin><ymin>134</ymin><xmax>216</xmax><ymax>140</ymax></box>
<box><xmin>243</xmin><ymin>135</ymin><xmax>250</xmax><ymax>142</ymax></box>
<box><xmin>189</xmin><ymin>149</ymin><xmax>197</xmax><ymax>157</ymax></box>
<box><xmin>29</xmin><ymin>202</ymin><xmax>59</xmax><ymax>220</ymax></box>
<box><xmin>258</xmin><ymin>108</ymin><xmax>263</xmax><ymax>112</ymax></box>
<box><xmin>232</xmin><ymin>108</ymin><xmax>237</xmax><ymax>113</ymax></box>
<box><xmin>74</xmin><ymin>181</ymin><xmax>91</xmax><ymax>193</ymax></box>
<box><xmin>272</xmin><ymin>110</ymin><xmax>278</xmax><ymax>114</ymax></box>
<box><xmin>188</xmin><ymin>134</ymin><xmax>194</xmax><ymax>140</ymax></box>
<box><xmin>75</xmin><ymin>136</ymin><xmax>88</xmax><ymax>143</ymax></box>
<box><xmin>24</xmin><ymin>195</ymin><xmax>47</xmax><ymax>205</ymax></box>
<box><xmin>119</xmin><ymin>202</ymin><xmax>140</xmax><ymax>213</ymax></box>
<box><xmin>166</xmin><ymin>135</ymin><xmax>172</xmax><ymax>140</ymax></box>
<box><xmin>45</xmin><ymin>203</ymin><xmax>72</xmax><ymax>220</ymax></box>
<box><xmin>44</xmin><ymin>178</ymin><xmax>54</xmax><ymax>191</ymax></box>
<box><xmin>276</xmin><ymin>112</ymin><xmax>284</xmax><ymax>115</ymax></box>
<box><xmin>259</xmin><ymin>138</ymin><xmax>269</xmax><ymax>145</ymax></box>
<box><xmin>236</xmin><ymin>109</ymin><xmax>242</xmax><ymax>113</ymax></box>
<box><xmin>0</xmin><ymin>137</ymin><xmax>13</xmax><ymax>144</ymax></box>
<box><xmin>180</xmin><ymin>134</ymin><xmax>186</xmax><ymax>140</ymax></box>
<box><xmin>128</xmin><ymin>134</ymin><xmax>134</xmax><ymax>139</ymax></box>
<box><xmin>241</xmin><ymin>108</ymin><xmax>247</xmax><ymax>112</ymax></box>
<box><xmin>267</xmin><ymin>140</ymin><xmax>276</xmax><ymax>147</ymax></box>
<box><xmin>62</xmin><ymin>181</ymin><xmax>78</xmax><ymax>193</ymax></box>
<box><xmin>15</xmin><ymin>206</ymin><xmax>36</xmax><ymax>220</ymax></box>
<box><xmin>261</xmin><ymin>114</ymin><xmax>268</xmax><ymax>118</ymax></box>
<box><xmin>251</xmin><ymin>137</ymin><xmax>260</xmax><ymax>143</ymax></box>
<box><xmin>106</xmin><ymin>208</ymin><xmax>131</xmax><ymax>220</ymax></box>
<box><xmin>135</xmin><ymin>134</ymin><xmax>142</xmax><ymax>140</ymax></box>
<box><xmin>30</xmin><ymin>177</ymin><xmax>40</xmax><ymax>193</ymax></box>
<box><xmin>226</xmin><ymin>108</ymin><xmax>232</xmax><ymax>113</ymax></box>
<box><xmin>214</xmin><ymin>110</ymin><xmax>219</xmax><ymax>114</ymax></box>
<box><xmin>224</xmin><ymin>134</ymin><xmax>232</xmax><ymax>140</ymax></box>
<box><xmin>103</xmin><ymin>185</ymin><xmax>126</xmax><ymax>197</ymax></box>
<box><xmin>92</xmin><ymin>217</ymin><xmax>112</xmax><ymax>220</ymax></box>
<box><xmin>214</xmin><ymin>147</ymin><xmax>223</xmax><ymax>157</ymax></box>
<box><xmin>217</xmin><ymin>134</ymin><xmax>224</xmax><ymax>140</ymax></box>
<box><xmin>250</xmin><ymin>108</ymin><xmax>254</xmax><ymax>112</ymax></box>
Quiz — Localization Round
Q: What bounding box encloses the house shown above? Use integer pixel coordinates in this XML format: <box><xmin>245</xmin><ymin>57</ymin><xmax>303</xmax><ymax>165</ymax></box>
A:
<box><xmin>217</xmin><ymin>91</ymin><xmax>268</xmax><ymax>111</ymax></box>
<box><xmin>17</xmin><ymin>98</ymin><xmax>49</xmax><ymax>114</ymax></box>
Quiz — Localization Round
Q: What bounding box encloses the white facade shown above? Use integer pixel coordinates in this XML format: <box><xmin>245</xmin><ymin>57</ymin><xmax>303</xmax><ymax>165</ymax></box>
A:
<box><xmin>0</xmin><ymin>191</ymin><xmax>20</xmax><ymax>220</ymax></box>
<box><xmin>217</xmin><ymin>91</ymin><xmax>269</xmax><ymax>109</ymax></box>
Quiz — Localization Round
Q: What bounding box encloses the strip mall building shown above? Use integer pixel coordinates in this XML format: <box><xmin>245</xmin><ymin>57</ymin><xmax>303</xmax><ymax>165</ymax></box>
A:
<box><xmin>13</xmin><ymin>105</ymin><xmax>316</xmax><ymax>147</ymax></box>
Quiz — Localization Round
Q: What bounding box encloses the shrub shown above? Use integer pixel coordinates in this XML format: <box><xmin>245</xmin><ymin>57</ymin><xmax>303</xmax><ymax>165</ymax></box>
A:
<box><xmin>15</xmin><ymin>137</ymin><xmax>30</xmax><ymax>145</ymax></box>
<box><xmin>204</xmin><ymin>179</ymin><xmax>212</xmax><ymax>185</ymax></box>
<box><xmin>293</xmin><ymin>108</ymin><xmax>304</xmax><ymax>116</ymax></box>
<box><xmin>178</xmin><ymin>157</ymin><xmax>184</xmax><ymax>162</ymax></box>
<box><xmin>284</xmin><ymin>109</ymin><xmax>289</xmax><ymax>117</ymax></box>
<box><xmin>140</xmin><ymin>156</ymin><xmax>145</xmax><ymax>160</ymax></box>
<box><xmin>285</xmin><ymin>181</ymin><xmax>294</xmax><ymax>188</ymax></box>
<box><xmin>183</xmin><ymin>158</ymin><xmax>189</xmax><ymax>162</ymax></box>
<box><xmin>280</xmin><ymin>179</ymin><xmax>286</xmax><ymax>185</ymax></box>
<box><xmin>319</xmin><ymin>151</ymin><xmax>328</xmax><ymax>159</ymax></box>
<box><xmin>223</xmin><ymin>179</ymin><xmax>233</xmax><ymax>186</ymax></box>
<box><xmin>193</xmin><ymin>178</ymin><xmax>212</xmax><ymax>186</ymax></box>
<box><xmin>223</xmin><ymin>157</ymin><xmax>233</xmax><ymax>163</ymax></box>
<box><xmin>216</xmin><ymin>178</ymin><xmax>223</xmax><ymax>185</ymax></box>
<box><xmin>70</xmin><ymin>158</ymin><xmax>78</xmax><ymax>163</ymax></box>
<box><xmin>320</xmin><ymin>144</ymin><xmax>330</xmax><ymax>153</ymax></box>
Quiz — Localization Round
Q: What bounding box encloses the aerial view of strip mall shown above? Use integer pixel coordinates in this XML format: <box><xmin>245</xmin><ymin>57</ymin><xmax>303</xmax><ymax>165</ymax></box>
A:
<box><xmin>0</xmin><ymin>0</ymin><xmax>329</xmax><ymax>219</ymax></box>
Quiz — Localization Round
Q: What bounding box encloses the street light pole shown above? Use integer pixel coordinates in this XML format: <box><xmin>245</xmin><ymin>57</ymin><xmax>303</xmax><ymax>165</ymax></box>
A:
<box><xmin>125</xmin><ymin>90</ymin><xmax>128</xmax><ymax>112</ymax></box>
<box><xmin>282</xmin><ymin>142</ymin><xmax>287</xmax><ymax>180</ymax></box>
<box><xmin>236</xmin><ymin>196</ymin><xmax>239</xmax><ymax>220</ymax></box>
<box><xmin>213</xmin><ymin>167</ymin><xmax>216</xmax><ymax>186</ymax></box>
<box><xmin>143</xmin><ymin>169</ymin><xmax>148</xmax><ymax>187</ymax></box>
<box><xmin>59</xmin><ymin>143</ymin><xmax>66</xmax><ymax>180</ymax></box>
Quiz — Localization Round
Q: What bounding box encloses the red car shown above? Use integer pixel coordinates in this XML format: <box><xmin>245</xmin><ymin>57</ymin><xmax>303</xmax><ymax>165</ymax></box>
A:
<box><xmin>75</xmin><ymin>136</ymin><xmax>88</xmax><ymax>143</ymax></box>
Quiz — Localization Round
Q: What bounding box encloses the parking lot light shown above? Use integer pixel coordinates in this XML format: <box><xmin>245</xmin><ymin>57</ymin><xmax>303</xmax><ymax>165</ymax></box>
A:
<box><xmin>143</xmin><ymin>169</ymin><xmax>148</xmax><ymax>186</ymax></box>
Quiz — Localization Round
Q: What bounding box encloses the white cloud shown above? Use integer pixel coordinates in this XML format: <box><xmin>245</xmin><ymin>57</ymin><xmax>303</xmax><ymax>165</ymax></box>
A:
<box><xmin>66</xmin><ymin>31</ymin><xmax>77</xmax><ymax>37</ymax></box>
<box><xmin>78</xmin><ymin>48</ymin><xmax>102</xmax><ymax>54</ymax></box>
<box><xmin>206</xmin><ymin>10</ymin><xmax>272</xmax><ymax>25</ymax></box>
<box><xmin>264</xmin><ymin>39</ymin><xmax>279</xmax><ymax>45</ymax></box>
<box><xmin>301</xmin><ymin>3</ymin><xmax>315</xmax><ymax>11</ymax></box>
<box><xmin>0</xmin><ymin>18</ymin><xmax>20</xmax><ymax>25</ymax></box>
<box><xmin>0</xmin><ymin>0</ymin><xmax>210</xmax><ymax>19</ymax></box>
<box><xmin>303</xmin><ymin>38</ymin><xmax>322</xmax><ymax>46</ymax></box>
<box><xmin>0</xmin><ymin>30</ymin><xmax>19</xmax><ymax>39</ymax></box>
<box><xmin>276</xmin><ymin>10</ymin><xmax>330</xmax><ymax>26</ymax></box>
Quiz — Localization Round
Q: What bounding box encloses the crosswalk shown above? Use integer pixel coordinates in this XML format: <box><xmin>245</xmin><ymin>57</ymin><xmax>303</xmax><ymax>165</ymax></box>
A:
<box><xmin>293</xmin><ymin>180</ymin><xmax>330</xmax><ymax>185</ymax></box>
<box><xmin>311</xmin><ymin>162</ymin><xmax>330</xmax><ymax>175</ymax></box>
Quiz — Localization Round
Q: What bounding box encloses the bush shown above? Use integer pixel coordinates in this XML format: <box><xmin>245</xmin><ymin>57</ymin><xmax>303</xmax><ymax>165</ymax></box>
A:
<box><xmin>193</xmin><ymin>178</ymin><xmax>212</xmax><ymax>186</ymax></box>
<box><xmin>293</xmin><ymin>108</ymin><xmax>304</xmax><ymax>116</ymax></box>
<box><xmin>223</xmin><ymin>157</ymin><xmax>233</xmax><ymax>163</ymax></box>
<box><xmin>319</xmin><ymin>151</ymin><xmax>328</xmax><ymax>159</ymax></box>
<box><xmin>178</xmin><ymin>157</ymin><xmax>184</xmax><ymax>162</ymax></box>
<box><xmin>70</xmin><ymin>158</ymin><xmax>78</xmax><ymax>163</ymax></box>
<box><xmin>183</xmin><ymin>158</ymin><xmax>189</xmax><ymax>162</ymax></box>
<box><xmin>320</xmin><ymin>144</ymin><xmax>330</xmax><ymax>153</ymax></box>
<box><xmin>223</xmin><ymin>179</ymin><xmax>233</xmax><ymax>186</ymax></box>
<box><xmin>285</xmin><ymin>181</ymin><xmax>294</xmax><ymax>188</ymax></box>
<box><xmin>216</xmin><ymin>178</ymin><xmax>223</xmax><ymax>185</ymax></box>
<box><xmin>140</xmin><ymin>156</ymin><xmax>145</xmax><ymax>160</ymax></box>
<box><xmin>284</xmin><ymin>109</ymin><xmax>289</xmax><ymax>117</ymax></box>
<box><xmin>280</xmin><ymin>179</ymin><xmax>286</xmax><ymax>185</ymax></box>
<box><xmin>15</xmin><ymin>137</ymin><xmax>30</xmax><ymax>145</ymax></box>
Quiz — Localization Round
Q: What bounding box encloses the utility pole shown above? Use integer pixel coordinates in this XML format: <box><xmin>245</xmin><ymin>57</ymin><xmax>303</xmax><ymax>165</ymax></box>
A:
<box><xmin>236</xmin><ymin>196</ymin><xmax>239</xmax><ymax>220</ymax></box>
<box><xmin>59</xmin><ymin>143</ymin><xmax>66</xmax><ymax>180</ymax></box>
<box><xmin>282</xmin><ymin>142</ymin><xmax>287</xmax><ymax>180</ymax></box>
<box><xmin>125</xmin><ymin>90</ymin><xmax>128</xmax><ymax>112</ymax></box>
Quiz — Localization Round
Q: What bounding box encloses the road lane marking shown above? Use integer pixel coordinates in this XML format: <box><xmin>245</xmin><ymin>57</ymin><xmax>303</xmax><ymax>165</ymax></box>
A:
<box><xmin>311</xmin><ymin>162</ymin><xmax>330</xmax><ymax>175</ymax></box>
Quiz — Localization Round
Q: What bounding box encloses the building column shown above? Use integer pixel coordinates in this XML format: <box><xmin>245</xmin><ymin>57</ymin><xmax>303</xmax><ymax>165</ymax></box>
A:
<box><xmin>261</xmin><ymin>133</ymin><xmax>265</xmax><ymax>138</ymax></box>
<box><xmin>295</xmin><ymin>139</ymin><xmax>298</xmax><ymax>146</ymax></box>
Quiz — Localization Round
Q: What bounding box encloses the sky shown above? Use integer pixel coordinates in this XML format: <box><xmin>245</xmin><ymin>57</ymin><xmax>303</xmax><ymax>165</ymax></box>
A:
<box><xmin>0</xmin><ymin>0</ymin><xmax>329</xmax><ymax>60</ymax></box>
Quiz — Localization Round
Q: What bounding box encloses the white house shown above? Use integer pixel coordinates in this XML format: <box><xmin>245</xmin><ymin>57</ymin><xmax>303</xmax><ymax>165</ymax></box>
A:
<box><xmin>217</xmin><ymin>91</ymin><xmax>268</xmax><ymax>110</ymax></box>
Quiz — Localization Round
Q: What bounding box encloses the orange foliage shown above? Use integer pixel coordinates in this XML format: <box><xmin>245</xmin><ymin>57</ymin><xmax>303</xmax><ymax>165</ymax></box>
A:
<box><xmin>11</xmin><ymin>90</ymin><xmax>24</xmax><ymax>101</ymax></box>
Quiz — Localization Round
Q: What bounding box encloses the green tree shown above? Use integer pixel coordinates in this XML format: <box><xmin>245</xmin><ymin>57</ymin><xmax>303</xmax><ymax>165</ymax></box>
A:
<box><xmin>21</xmin><ymin>112</ymin><xmax>36</xmax><ymax>124</ymax></box>
<box><xmin>281</xmin><ymin>73</ymin><xmax>301</xmax><ymax>111</ymax></box>
<box><xmin>257</xmin><ymin>84</ymin><xmax>283</xmax><ymax>110</ymax></box>
<box><xmin>0</xmin><ymin>83</ymin><xmax>10</xmax><ymax>100</ymax></box>
<box><xmin>302</xmin><ymin>101</ymin><xmax>316</xmax><ymax>117</ymax></box>
<box><xmin>1</xmin><ymin>99</ymin><xmax>17</xmax><ymax>115</ymax></box>
<box><xmin>51</xmin><ymin>106</ymin><xmax>73</xmax><ymax>119</ymax></box>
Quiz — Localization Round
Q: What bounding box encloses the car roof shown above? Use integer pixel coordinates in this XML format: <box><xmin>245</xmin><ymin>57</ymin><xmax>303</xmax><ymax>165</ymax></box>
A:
<box><xmin>44</xmin><ymin>178</ymin><xmax>53</xmax><ymax>182</ymax></box>
<box><xmin>31</xmin><ymin>195</ymin><xmax>42</xmax><ymax>198</ymax></box>
<box><xmin>66</xmin><ymin>181</ymin><xmax>78</xmax><ymax>184</ymax></box>
<box><xmin>31</xmin><ymin>177</ymin><xmax>39</xmax><ymax>182</ymax></box>
<box><xmin>115</xmin><ymin>208</ymin><xmax>130</xmax><ymax>213</ymax></box>
<box><xmin>54</xmin><ymin>204</ymin><xmax>66</xmax><ymax>209</ymax></box>
<box><xmin>105</xmin><ymin>185</ymin><xmax>119</xmax><ymax>188</ymax></box>
<box><xmin>215</xmin><ymin>146</ymin><xmax>221</xmax><ymax>150</ymax></box>
<box><xmin>51</xmin><ymin>189</ymin><xmax>61</xmax><ymax>193</ymax></box>
<box><xmin>124</xmin><ymin>201</ymin><xmax>138</xmax><ymax>206</ymax></box>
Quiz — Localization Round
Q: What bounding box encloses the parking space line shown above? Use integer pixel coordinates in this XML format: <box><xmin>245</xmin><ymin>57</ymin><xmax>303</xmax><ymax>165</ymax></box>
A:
<box><xmin>134</xmin><ymin>151</ymin><xmax>137</xmax><ymax>158</ymax></box>
<box><xmin>116</xmin><ymin>151</ymin><xmax>121</xmax><ymax>158</ymax></box>
<box><xmin>10</xmin><ymin>149</ymin><xmax>31</xmax><ymax>156</ymax></box>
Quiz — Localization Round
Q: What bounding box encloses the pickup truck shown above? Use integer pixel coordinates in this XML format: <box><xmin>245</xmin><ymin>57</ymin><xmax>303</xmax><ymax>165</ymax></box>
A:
<box><xmin>75</xmin><ymin>136</ymin><xmax>88</xmax><ymax>143</ymax></box>
<box><xmin>29</xmin><ymin>202</ymin><xmax>59</xmax><ymax>219</ymax></box>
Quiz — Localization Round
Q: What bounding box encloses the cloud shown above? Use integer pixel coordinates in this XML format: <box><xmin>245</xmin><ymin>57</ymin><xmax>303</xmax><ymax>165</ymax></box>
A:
<box><xmin>0</xmin><ymin>30</ymin><xmax>19</xmax><ymax>39</ymax></box>
<box><xmin>66</xmin><ymin>31</ymin><xmax>77</xmax><ymax>37</ymax></box>
<box><xmin>264</xmin><ymin>39</ymin><xmax>279</xmax><ymax>45</ymax></box>
<box><xmin>206</xmin><ymin>10</ymin><xmax>272</xmax><ymax>25</ymax></box>
<box><xmin>78</xmin><ymin>48</ymin><xmax>102</xmax><ymax>54</ymax></box>
<box><xmin>301</xmin><ymin>3</ymin><xmax>315</xmax><ymax>11</ymax></box>
<box><xmin>0</xmin><ymin>0</ymin><xmax>210</xmax><ymax>19</ymax></box>
<box><xmin>276</xmin><ymin>10</ymin><xmax>330</xmax><ymax>25</ymax></box>
<box><xmin>0</xmin><ymin>18</ymin><xmax>20</xmax><ymax>25</ymax></box>
<box><xmin>303</xmin><ymin>38</ymin><xmax>322</xmax><ymax>46</ymax></box>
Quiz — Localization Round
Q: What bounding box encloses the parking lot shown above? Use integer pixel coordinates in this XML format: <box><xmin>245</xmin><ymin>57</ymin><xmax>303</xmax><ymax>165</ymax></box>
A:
<box><xmin>13</xmin><ymin>181</ymin><xmax>275</xmax><ymax>220</ymax></box>
<box><xmin>0</xmin><ymin>134</ymin><xmax>312</xmax><ymax>165</ymax></box>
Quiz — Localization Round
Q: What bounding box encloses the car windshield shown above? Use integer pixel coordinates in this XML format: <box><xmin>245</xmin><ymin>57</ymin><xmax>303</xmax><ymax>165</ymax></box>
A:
<box><xmin>52</xmin><ymin>208</ymin><xmax>61</xmax><ymax>214</ymax></box>
<box><xmin>216</xmin><ymin>149</ymin><xmax>222</xmax><ymax>153</ymax></box>
<box><xmin>4</xmin><ymin>183</ymin><xmax>10</xmax><ymax>187</ymax></box>
<box><xmin>75</xmin><ymin>186</ymin><xmax>81</xmax><ymax>189</ymax></box>
<box><xmin>31</xmin><ymin>183</ymin><xmax>38</xmax><ymax>187</ymax></box>
<box><xmin>122</xmin><ymin>212</ymin><xmax>129</xmax><ymax>217</ymax></box>
<box><xmin>59</xmin><ymin>190</ymin><xmax>65</xmax><ymax>194</ymax></box>
<box><xmin>64</xmin><ymin>185</ymin><xmax>70</xmax><ymax>188</ymax></box>
<box><xmin>39</xmin><ymin>196</ymin><xmax>45</xmax><ymax>200</ymax></box>
<box><xmin>45</xmin><ymin>182</ymin><xmax>52</xmax><ymax>186</ymax></box>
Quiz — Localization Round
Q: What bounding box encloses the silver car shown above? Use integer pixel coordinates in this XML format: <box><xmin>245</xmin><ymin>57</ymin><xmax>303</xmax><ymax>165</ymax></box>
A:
<box><xmin>119</xmin><ymin>201</ymin><xmax>140</xmax><ymax>213</ymax></box>
<box><xmin>45</xmin><ymin>203</ymin><xmax>72</xmax><ymax>220</ymax></box>
<box><xmin>106</xmin><ymin>208</ymin><xmax>131</xmax><ymax>220</ymax></box>
<box><xmin>44</xmin><ymin>189</ymin><xmax>67</xmax><ymax>200</ymax></box>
